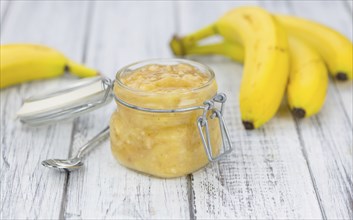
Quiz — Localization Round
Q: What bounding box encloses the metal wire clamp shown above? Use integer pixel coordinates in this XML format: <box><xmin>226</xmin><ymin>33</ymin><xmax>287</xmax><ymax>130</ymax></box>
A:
<box><xmin>197</xmin><ymin>93</ymin><xmax>233</xmax><ymax>161</ymax></box>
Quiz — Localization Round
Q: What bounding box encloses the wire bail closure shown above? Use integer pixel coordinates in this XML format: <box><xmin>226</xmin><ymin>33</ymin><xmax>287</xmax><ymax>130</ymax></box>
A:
<box><xmin>197</xmin><ymin>93</ymin><xmax>233</xmax><ymax>161</ymax></box>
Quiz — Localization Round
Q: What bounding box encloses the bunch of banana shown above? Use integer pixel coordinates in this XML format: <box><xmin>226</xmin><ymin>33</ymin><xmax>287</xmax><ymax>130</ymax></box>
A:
<box><xmin>0</xmin><ymin>44</ymin><xmax>98</xmax><ymax>89</ymax></box>
<box><xmin>170</xmin><ymin>6</ymin><xmax>352</xmax><ymax>129</ymax></box>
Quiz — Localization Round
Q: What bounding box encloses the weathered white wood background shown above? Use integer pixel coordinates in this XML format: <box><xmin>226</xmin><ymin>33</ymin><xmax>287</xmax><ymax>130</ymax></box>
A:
<box><xmin>0</xmin><ymin>1</ymin><xmax>352</xmax><ymax>219</ymax></box>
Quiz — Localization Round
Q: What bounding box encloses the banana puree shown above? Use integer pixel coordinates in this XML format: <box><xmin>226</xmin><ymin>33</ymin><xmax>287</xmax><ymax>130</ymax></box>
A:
<box><xmin>110</xmin><ymin>62</ymin><xmax>221</xmax><ymax>178</ymax></box>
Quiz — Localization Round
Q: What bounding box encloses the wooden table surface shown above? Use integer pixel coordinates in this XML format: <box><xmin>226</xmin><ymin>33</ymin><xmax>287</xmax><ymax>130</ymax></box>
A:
<box><xmin>1</xmin><ymin>1</ymin><xmax>352</xmax><ymax>219</ymax></box>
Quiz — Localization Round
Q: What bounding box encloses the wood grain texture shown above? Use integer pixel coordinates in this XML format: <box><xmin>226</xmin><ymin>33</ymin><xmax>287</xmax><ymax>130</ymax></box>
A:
<box><xmin>62</xmin><ymin>2</ymin><xmax>190</xmax><ymax>219</ymax></box>
<box><xmin>176</xmin><ymin>1</ymin><xmax>323</xmax><ymax>219</ymax></box>
<box><xmin>0</xmin><ymin>1</ymin><xmax>91</xmax><ymax>219</ymax></box>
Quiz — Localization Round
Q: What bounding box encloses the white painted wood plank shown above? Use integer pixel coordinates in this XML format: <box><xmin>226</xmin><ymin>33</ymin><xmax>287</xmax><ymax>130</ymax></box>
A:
<box><xmin>63</xmin><ymin>2</ymin><xmax>190</xmax><ymax>219</ymax></box>
<box><xmin>282</xmin><ymin>2</ymin><xmax>353</xmax><ymax>219</ymax></box>
<box><xmin>0</xmin><ymin>2</ymin><xmax>90</xmax><ymax>219</ymax></box>
<box><xmin>177</xmin><ymin>2</ymin><xmax>323</xmax><ymax>219</ymax></box>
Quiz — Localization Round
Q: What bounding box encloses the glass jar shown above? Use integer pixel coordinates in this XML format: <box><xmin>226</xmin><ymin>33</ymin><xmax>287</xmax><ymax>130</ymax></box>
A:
<box><xmin>110</xmin><ymin>59</ymin><xmax>232</xmax><ymax>178</ymax></box>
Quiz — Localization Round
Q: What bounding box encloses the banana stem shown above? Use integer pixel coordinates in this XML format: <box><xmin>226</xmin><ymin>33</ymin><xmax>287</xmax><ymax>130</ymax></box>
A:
<box><xmin>170</xmin><ymin>24</ymin><xmax>218</xmax><ymax>55</ymax></box>
<box><xmin>186</xmin><ymin>41</ymin><xmax>245</xmax><ymax>63</ymax></box>
<box><xmin>181</xmin><ymin>24</ymin><xmax>218</xmax><ymax>47</ymax></box>
<box><xmin>170</xmin><ymin>36</ymin><xmax>245</xmax><ymax>63</ymax></box>
<box><xmin>170</xmin><ymin>23</ymin><xmax>245</xmax><ymax>63</ymax></box>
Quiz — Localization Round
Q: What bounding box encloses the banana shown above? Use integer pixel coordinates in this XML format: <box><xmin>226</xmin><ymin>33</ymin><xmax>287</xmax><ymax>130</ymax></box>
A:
<box><xmin>0</xmin><ymin>44</ymin><xmax>98</xmax><ymax>88</ymax></box>
<box><xmin>171</xmin><ymin>37</ymin><xmax>328</xmax><ymax>118</ymax></box>
<box><xmin>287</xmin><ymin>37</ymin><xmax>328</xmax><ymax>118</ymax></box>
<box><xmin>171</xmin><ymin>6</ymin><xmax>290</xmax><ymax>129</ymax></box>
<box><xmin>276</xmin><ymin>15</ymin><xmax>353</xmax><ymax>81</ymax></box>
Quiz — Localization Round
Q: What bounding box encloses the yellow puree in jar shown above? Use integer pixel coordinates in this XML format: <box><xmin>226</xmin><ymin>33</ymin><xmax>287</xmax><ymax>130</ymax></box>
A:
<box><xmin>110</xmin><ymin>64</ymin><xmax>221</xmax><ymax>178</ymax></box>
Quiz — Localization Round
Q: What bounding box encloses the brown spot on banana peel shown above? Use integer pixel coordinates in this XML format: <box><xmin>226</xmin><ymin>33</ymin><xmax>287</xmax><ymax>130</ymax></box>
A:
<box><xmin>267</xmin><ymin>46</ymin><xmax>287</xmax><ymax>53</ymax></box>
<box><xmin>292</xmin><ymin>108</ymin><xmax>306</xmax><ymax>118</ymax></box>
<box><xmin>242</xmin><ymin>14</ymin><xmax>253</xmax><ymax>24</ymax></box>
<box><xmin>64</xmin><ymin>65</ymin><xmax>70</xmax><ymax>72</ymax></box>
<box><xmin>242</xmin><ymin>121</ymin><xmax>255</xmax><ymax>130</ymax></box>
<box><xmin>256</xmin><ymin>63</ymin><xmax>262</xmax><ymax>70</ymax></box>
<box><xmin>335</xmin><ymin>72</ymin><xmax>348</xmax><ymax>81</ymax></box>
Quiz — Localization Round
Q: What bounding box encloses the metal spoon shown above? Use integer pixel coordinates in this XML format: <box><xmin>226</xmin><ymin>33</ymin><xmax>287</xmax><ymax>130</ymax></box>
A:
<box><xmin>42</xmin><ymin>126</ymin><xmax>110</xmax><ymax>172</ymax></box>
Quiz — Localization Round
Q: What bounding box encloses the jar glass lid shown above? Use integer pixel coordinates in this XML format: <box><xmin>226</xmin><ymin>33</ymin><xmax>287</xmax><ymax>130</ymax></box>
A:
<box><xmin>17</xmin><ymin>77</ymin><xmax>113</xmax><ymax>126</ymax></box>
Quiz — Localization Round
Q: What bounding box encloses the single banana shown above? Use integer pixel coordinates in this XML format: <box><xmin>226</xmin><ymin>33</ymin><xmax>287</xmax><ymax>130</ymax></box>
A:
<box><xmin>287</xmin><ymin>37</ymin><xmax>328</xmax><ymax>118</ymax></box>
<box><xmin>0</xmin><ymin>44</ymin><xmax>98</xmax><ymax>88</ymax></box>
<box><xmin>276</xmin><ymin>15</ymin><xmax>353</xmax><ymax>81</ymax></box>
<box><xmin>171</xmin><ymin>6</ymin><xmax>290</xmax><ymax>129</ymax></box>
<box><xmin>171</xmin><ymin>37</ymin><xmax>328</xmax><ymax>118</ymax></box>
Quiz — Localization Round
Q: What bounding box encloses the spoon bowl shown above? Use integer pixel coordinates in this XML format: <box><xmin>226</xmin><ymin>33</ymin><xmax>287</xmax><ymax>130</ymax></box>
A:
<box><xmin>41</xmin><ymin>159</ymin><xmax>84</xmax><ymax>172</ymax></box>
<box><xmin>41</xmin><ymin>126</ymin><xmax>110</xmax><ymax>172</ymax></box>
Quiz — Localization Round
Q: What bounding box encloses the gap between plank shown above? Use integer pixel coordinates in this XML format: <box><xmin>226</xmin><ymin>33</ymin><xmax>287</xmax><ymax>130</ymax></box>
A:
<box><xmin>58</xmin><ymin>122</ymin><xmax>77</xmax><ymax>220</ymax></box>
<box><xmin>293</xmin><ymin>117</ymin><xmax>327</xmax><ymax>220</ymax></box>
<box><xmin>172</xmin><ymin>1</ymin><xmax>181</xmax><ymax>36</ymax></box>
<box><xmin>59</xmin><ymin>171</ymin><xmax>71</xmax><ymax>220</ymax></box>
<box><xmin>312</xmin><ymin>115</ymin><xmax>353</xmax><ymax>202</ymax></box>
<box><xmin>332</xmin><ymin>82</ymin><xmax>353</xmax><ymax>128</ymax></box>
<box><xmin>343</xmin><ymin>0</ymin><xmax>353</xmax><ymax>15</ymax></box>
<box><xmin>187</xmin><ymin>174</ymin><xmax>196</xmax><ymax>220</ymax></box>
<box><xmin>0</xmin><ymin>0</ymin><xmax>11</xmax><ymax>34</ymax></box>
<box><xmin>58</xmin><ymin>2</ymin><xmax>95</xmax><ymax>219</ymax></box>
<box><xmin>80</xmin><ymin>1</ymin><xmax>95</xmax><ymax>67</ymax></box>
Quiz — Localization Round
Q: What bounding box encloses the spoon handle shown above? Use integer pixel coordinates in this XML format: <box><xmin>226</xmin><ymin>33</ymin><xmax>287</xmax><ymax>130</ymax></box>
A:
<box><xmin>74</xmin><ymin>126</ymin><xmax>110</xmax><ymax>159</ymax></box>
